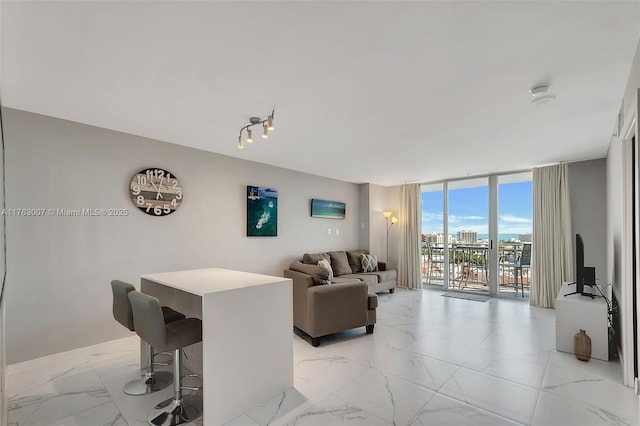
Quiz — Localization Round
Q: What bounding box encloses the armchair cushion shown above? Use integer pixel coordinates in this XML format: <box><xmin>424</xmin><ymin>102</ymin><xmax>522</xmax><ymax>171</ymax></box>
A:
<box><xmin>328</xmin><ymin>251</ymin><xmax>352</xmax><ymax>276</ymax></box>
<box><xmin>289</xmin><ymin>261</ymin><xmax>330</xmax><ymax>285</ymax></box>
<box><xmin>368</xmin><ymin>293</ymin><xmax>378</xmax><ymax>310</ymax></box>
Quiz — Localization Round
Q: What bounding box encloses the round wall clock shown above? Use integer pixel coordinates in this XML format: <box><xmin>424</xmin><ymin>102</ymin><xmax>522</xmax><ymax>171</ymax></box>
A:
<box><xmin>129</xmin><ymin>168</ymin><xmax>183</xmax><ymax>216</ymax></box>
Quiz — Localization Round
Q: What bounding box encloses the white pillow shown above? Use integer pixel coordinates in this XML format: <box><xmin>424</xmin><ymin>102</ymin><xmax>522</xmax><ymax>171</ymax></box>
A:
<box><xmin>361</xmin><ymin>254</ymin><xmax>378</xmax><ymax>272</ymax></box>
<box><xmin>317</xmin><ymin>259</ymin><xmax>334</xmax><ymax>282</ymax></box>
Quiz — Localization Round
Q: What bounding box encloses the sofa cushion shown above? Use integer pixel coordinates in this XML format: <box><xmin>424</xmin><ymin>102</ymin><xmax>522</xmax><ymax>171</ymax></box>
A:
<box><xmin>361</xmin><ymin>254</ymin><xmax>378</xmax><ymax>272</ymax></box>
<box><xmin>289</xmin><ymin>261</ymin><xmax>330</xmax><ymax>285</ymax></box>
<box><xmin>347</xmin><ymin>249</ymin><xmax>368</xmax><ymax>273</ymax></box>
<box><xmin>328</xmin><ymin>251</ymin><xmax>352</xmax><ymax>276</ymax></box>
<box><xmin>317</xmin><ymin>259</ymin><xmax>334</xmax><ymax>282</ymax></box>
<box><xmin>331</xmin><ymin>277</ymin><xmax>363</xmax><ymax>285</ymax></box>
<box><xmin>340</xmin><ymin>273</ymin><xmax>378</xmax><ymax>287</ymax></box>
<box><xmin>361</xmin><ymin>269</ymin><xmax>397</xmax><ymax>283</ymax></box>
<box><xmin>303</xmin><ymin>252</ymin><xmax>330</xmax><ymax>265</ymax></box>
<box><xmin>368</xmin><ymin>293</ymin><xmax>378</xmax><ymax>310</ymax></box>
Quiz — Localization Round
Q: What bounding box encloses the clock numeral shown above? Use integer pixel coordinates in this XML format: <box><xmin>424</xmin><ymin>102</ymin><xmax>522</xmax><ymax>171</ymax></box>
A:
<box><xmin>156</xmin><ymin>169</ymin><xmax>165</xmax><ymax>179</ymax></box>
<box><xmin>171</xmin><ymin>198</ymin><xmax>177</xmax><ymax>208</ymax></box>
<box><xmin>176</xmin><ymin>190</ymin><xmax>183</xmax><ymax>200</ymax></box>
<box><xmin>136</xmin><ymin>195</ymin><xmax>145</xmax><ymax>206</ymax></box>
<box><xmin>145</xmin><ymin>202</ymin><xmax>153</xmax><ymax>213</ymax></box>
<box><xmin>137</xmin><ymin>175</ymin><xmax>147</xmax><ymax>185</ymax></box>
<box><xmin>154</xmin><ymin>206</ymin><xmax>162</xmax><ymax>215</ymax></box>
<box><xmin>163</xmin><ymin>204</ymin><xmax>171</xmax><ymax>214</ymax></box>
<box><xmin>132</xmin><ymin>185</ymin><xmax>141</xmax><ymax>195</ymax></box>
<box><xmin>171</xmin><ymin>180</ymin><xmax>178</xmax><ymax>189</ymax></box>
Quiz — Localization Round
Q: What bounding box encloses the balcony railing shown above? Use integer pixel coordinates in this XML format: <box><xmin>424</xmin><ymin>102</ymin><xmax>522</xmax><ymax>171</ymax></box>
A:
<box><xmin>421</xmin><ymin>242</ymin><xmax>530</xmax><ymax>297</ymax></box>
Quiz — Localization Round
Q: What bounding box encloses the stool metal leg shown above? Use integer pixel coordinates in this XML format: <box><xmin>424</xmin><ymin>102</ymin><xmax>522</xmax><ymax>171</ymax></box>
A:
<box><xmin>148</xmin><ymin>348</ymin><xmax>200</xmax><ymax>426</ymax></box>
<box><xmin>124</xmin><ymin>343</ymin><xmax>173</xmax><ymax>396</ymax></box>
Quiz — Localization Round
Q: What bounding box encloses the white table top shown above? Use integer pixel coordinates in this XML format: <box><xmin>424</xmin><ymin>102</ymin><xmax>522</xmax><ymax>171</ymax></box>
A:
<box><xmin>141</xmin><ymin>268</ymin><xmax>289</xmax><ymax>296</ymax></box>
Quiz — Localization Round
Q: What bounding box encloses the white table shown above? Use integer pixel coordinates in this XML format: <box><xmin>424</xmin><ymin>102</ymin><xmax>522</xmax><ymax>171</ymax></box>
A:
<box><xmin>141</xmin><ymin>268</ymin><xmax>293</xmax><ymax>425</ymax></box>
<box><xmin>555</xmin><ymin>281</ymin><xmax>608</xmax><ymax>361</ymax></box>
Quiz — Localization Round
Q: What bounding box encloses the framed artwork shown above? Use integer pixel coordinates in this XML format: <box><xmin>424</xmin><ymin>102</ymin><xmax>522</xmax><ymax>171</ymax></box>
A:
<box><xmin>247</xmin><ymin>186</ymin><xmax>278</xmax><ymax>237</ymax></box>
<box><xmin>311</xmin><ymin>199</ymin><xmax>346</xmax><ymax>219</ymax></box>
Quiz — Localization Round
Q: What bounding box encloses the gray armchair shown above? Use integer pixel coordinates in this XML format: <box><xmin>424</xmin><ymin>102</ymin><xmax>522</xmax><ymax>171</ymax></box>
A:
<box><xmin>284</xmin><ymin>269</ymin><xmax>377</xmax><ymax>347</ymax></box>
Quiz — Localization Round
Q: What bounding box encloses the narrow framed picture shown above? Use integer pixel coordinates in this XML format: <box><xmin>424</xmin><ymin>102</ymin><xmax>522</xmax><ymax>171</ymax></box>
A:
<box><xmin>311</xmin><ymin>199</ymin><xmax>346</xmax><ymax>219</ymax></box>
<box><xmin>247</xmin><ymin>186</ymin><xmax>278</xmax><ymax>236</ymax></box>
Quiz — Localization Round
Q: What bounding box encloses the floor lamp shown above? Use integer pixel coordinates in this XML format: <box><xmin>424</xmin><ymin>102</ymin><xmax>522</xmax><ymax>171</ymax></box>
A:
<box><xmin>382</xmin><ymin>211</ymin><xmax>398</xmax><ymax>263</ymax></box>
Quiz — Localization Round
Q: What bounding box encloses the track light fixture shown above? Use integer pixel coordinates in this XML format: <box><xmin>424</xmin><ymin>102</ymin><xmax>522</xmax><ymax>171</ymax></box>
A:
<box><xmin>237</xmin><ymin>110</ymin><xmax>275</xmax><ymax>149</ymax></box>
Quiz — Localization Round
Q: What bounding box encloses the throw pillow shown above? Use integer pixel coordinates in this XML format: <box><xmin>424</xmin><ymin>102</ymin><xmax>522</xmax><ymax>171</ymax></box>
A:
<box><xmin>289</xmin><ymin>261</ymin><xmax>330</xmax><ymax>285</ymax></box>
<box><xmin>328</xmin><ymin>251</ymin><xmax>352</xmax><ymax>276</ymax></box>
<box><xmin>317</xmin><ymin>259</ymin><xmax>334</xmax><ymax>282</ymax></box>
<box><xmin>361</xmin><ymin>254</ymin><xmax>379</xmax><ymax>272</ymax></box>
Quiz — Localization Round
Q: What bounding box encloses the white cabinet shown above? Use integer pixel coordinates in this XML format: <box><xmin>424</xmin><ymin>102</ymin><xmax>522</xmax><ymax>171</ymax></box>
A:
<box><xmin>555</xmin><ymin>282</ymin><xmax>608</xmax><ymax>361</ymax></box>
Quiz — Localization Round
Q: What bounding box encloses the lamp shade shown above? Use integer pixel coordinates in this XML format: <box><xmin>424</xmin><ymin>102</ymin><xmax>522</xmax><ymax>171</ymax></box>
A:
<box><xmin>382</xmin><ymin>211</ymin><xmax>393</xmax><ymax>218</ymax></box>
<box><xmin>391</xmin><ymin>216</ymin><xmax>398</xmax><ymax>224</ymax></box>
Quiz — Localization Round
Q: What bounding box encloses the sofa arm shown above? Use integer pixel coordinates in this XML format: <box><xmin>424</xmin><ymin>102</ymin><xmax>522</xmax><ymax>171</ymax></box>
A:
<box><xmin>284</xmin><ymin>269</ymin><xmax>314</xmax><ymax>331</ymax></box>
<box><xmin>307</xmin><ymin>282</ymin><xmax>368</xmax><ymax>337</ymax></box>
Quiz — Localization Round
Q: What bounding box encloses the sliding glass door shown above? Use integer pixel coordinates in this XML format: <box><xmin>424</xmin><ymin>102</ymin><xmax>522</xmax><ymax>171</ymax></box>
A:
<box><xmin>447</xmin><ymin>178</ymin><xmax>490</xmax><ymax>294</ymax></box>
<box><xmin>421</xmin><ymin>171</ymin><xmax>532</xmax><ymax>298</ymax></box>
<box><xmin>498</xmin><ymin>173</ymin><xmax>533</xmax><ymax>298</ymax></box>
<box><xmin>422</xmin><ymin>183</ymin><xmax>445</xmax><ymax>287</ymax></box>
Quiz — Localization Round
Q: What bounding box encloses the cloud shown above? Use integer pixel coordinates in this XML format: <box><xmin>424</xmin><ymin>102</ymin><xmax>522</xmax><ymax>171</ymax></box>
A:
<box><xmin>500</xmin><ymin>214</ymin><xmax>531</xmax><ymax>224</ymax></box>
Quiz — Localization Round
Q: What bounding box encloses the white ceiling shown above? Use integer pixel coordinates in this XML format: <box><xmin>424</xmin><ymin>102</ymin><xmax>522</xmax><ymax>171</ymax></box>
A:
<box><xmin>2</xmin><ymin>1</ymin><xmax>639</xmax><ymax>186</ymax></box>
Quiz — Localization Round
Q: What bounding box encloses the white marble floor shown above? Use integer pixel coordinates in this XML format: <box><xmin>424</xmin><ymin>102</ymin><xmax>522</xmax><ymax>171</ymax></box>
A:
<box><xmin>7</xmin><ymin>288</ymin><xmax>639</xmax><ymax>426</ymax></box>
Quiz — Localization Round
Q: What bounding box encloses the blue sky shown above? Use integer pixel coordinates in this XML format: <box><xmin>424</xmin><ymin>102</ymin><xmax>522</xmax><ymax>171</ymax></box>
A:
<box><xmin>422</xmin><ymin>181</ymin><xmax>532</xmax><ymax>235</ymax></box>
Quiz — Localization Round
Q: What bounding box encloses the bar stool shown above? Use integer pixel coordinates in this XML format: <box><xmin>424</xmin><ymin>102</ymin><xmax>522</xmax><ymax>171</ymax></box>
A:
<box><xmin>111</xmin><ymin>280</ymin><xmax>185</xmax><ymax>395</ymax></box>
<box><xmin>128</xmin><ymin>290</ymin><xmax>203</xmax><ymax>426</ymax></box>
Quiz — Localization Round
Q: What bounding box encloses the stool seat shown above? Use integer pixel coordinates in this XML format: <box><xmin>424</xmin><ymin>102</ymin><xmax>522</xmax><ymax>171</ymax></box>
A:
<box><xmin>164</xmin><ymin>318</ymin><xmax>203</xmax><ymax>353</ymax></box>
<box><xmin>161</xmin><ymin>306</ymin><xmax>186</xmax><ymax>325</ymax></box>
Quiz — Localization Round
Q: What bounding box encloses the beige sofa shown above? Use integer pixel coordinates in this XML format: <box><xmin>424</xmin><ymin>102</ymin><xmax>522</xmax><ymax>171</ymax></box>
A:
<box><xmin>290</xmin><ymin>249</ymin><xmax>397</xmax><ymax>294</ymax></box>
<box><xmin>283</xmin><ymin>250</ymin><xmax>396</xmax><ymax>346</ymax></box>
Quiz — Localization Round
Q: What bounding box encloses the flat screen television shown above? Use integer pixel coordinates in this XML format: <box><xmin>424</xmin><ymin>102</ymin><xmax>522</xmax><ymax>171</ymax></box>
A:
<box><xmin>575</xmin><ymin>233</ymin><xmax>585</xmax><ymax>293</ymax></box>
<box><xmin>566</xmin><ymin>233</ymin><xmax>594</xmax><ymax>298</ymax></box>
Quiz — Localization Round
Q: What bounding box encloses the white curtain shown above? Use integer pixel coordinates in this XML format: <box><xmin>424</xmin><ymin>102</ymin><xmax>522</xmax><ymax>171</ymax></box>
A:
<box><xmin>531</xmin><ymin>164</ymin><xmax>573</xmax><ymax>308</ymax></box>
<box><xmin>398</xmin><ymin>184</ymin><xmax>422</xmax><ymax>289</ymax></box>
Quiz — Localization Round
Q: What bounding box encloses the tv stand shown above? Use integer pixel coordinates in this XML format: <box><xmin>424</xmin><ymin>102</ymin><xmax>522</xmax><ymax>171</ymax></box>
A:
<box><xmin>556</xmin><ymin>282</ymin><xmax>608</xmax><ymax>360</ymax></box>
<box><xmin>564</xmin><ymin>290</ymin><xmax>595</xmax><ymax>298</ymax></box>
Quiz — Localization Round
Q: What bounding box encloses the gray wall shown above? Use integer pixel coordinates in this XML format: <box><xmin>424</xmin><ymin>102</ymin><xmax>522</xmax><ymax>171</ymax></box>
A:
<box><xmin>3</xmin><ymin>108</ymin><xmax>361</xmax><ymax>364</ymax></box>
<box><xmin>568</xmin><ymin>159</ymin><xmax>607</xmax><ymax>287</ymax></box>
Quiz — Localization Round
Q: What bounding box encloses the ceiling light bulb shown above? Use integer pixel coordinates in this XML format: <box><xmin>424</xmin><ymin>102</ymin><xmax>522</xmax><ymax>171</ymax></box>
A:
<box><xmin>267</xmin><ymin>116</ymin><xmax>274</xmax><ymax>131</ymax></box>
<box><xmin>262</xmin><ymin>124</ymin><xmax>268</xmax><ymax>139</ymax></box>
<box><xmin>247</xmin><ymin>129</ymin><xmax>253</xmax><ymax>143</ymax></box>
<box><xmin>238</xmin><ymin>137</ymin><xmax>244</xmax><ymax>149</ymax></box>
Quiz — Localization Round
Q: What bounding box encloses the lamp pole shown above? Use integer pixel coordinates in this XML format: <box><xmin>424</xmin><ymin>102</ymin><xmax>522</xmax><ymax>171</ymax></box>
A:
<box><xmin>382</xmin><ymin>211</ymin><xmax>397</xmax><ymax>264</ymax></box>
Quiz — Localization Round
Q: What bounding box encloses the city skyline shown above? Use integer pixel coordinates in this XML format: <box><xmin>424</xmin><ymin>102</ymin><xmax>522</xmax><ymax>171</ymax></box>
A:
<box><xmin>422</xmin><ymin>181</ymin><xmax>533</xmax><ymax>235</ymax></box>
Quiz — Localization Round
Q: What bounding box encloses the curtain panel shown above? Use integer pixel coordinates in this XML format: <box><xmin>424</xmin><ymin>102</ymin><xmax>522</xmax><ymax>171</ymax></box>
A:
<box><xmin>398</xmin><ymin>183</ymin><xmax>422</xmax><ymax>289</ymax></box>
<box><xmin>531</xmin><ymin>164</ymin><xmax>573</xmax><ymax>308</ymax></box>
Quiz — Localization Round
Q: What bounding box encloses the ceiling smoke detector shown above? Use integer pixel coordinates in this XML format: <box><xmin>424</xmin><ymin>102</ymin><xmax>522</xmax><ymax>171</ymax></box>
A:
<box><xmin>530</xmin><ymin>84</ymin><xmax>556</xmax><ymax>105</ymax></box>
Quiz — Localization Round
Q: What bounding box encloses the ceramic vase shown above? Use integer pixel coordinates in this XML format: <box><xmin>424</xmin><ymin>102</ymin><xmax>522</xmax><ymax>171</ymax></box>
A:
<box><xmin>574</xmin><ymin>329</ymin><xmax>592</xmax><ymax>362</ymax></box>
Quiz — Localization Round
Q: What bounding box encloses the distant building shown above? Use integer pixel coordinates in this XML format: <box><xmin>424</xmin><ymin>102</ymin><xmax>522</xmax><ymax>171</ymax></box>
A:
<box><xmin>457</xmin><ymin>230</ymin><xmax>478</xmax><ymax>243</ymax></box>
<box><xmin>518</xmin><ymin>233</ymin><xmax>532</xmax><ymax>242</ymax></box>
<box><xmin>436</xmin><ymin>233</ymin><xmax>452</xmax><ymax>244</ymax></box>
